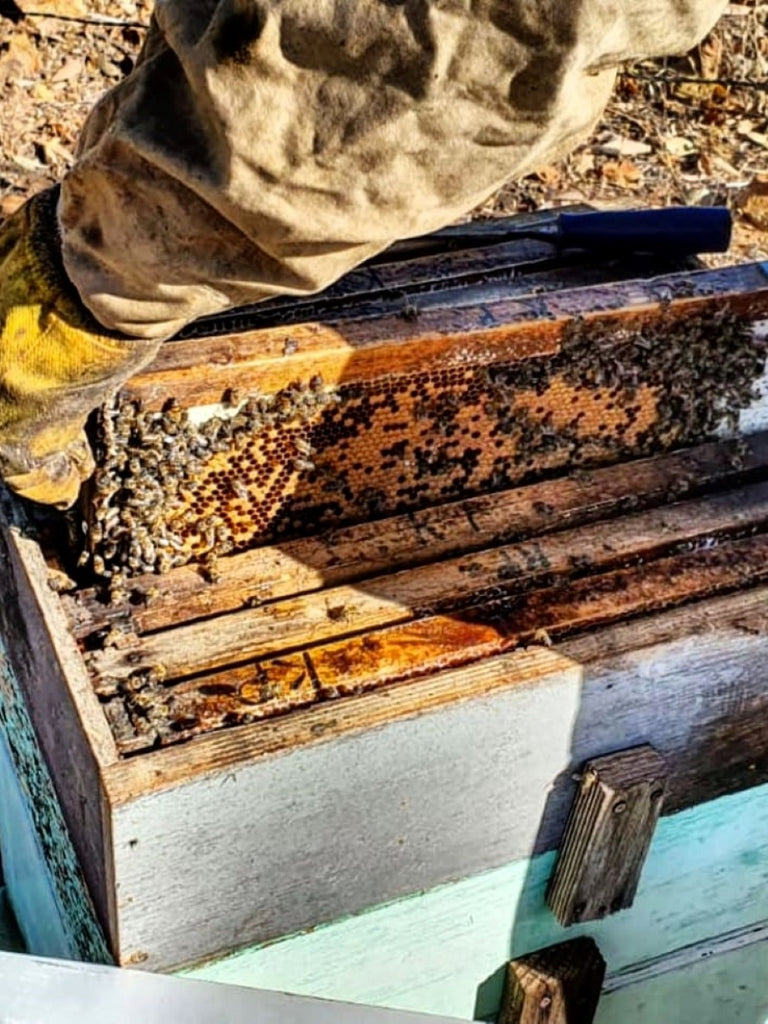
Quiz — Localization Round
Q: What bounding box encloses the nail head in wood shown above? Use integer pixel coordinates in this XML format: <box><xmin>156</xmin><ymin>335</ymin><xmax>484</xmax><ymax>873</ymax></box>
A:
<box><xmin>546</xmin><ymin>744</ymin><xmax>668</xmax><ymax>927</ymax></box>
<box><xmin>498</xmin><ymin>936</ymin><xmax>606</xmax><ymax>1024</ymax></box>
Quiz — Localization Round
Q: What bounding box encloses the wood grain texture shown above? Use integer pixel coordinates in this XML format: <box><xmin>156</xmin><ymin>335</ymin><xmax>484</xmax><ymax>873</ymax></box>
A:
<box><xmin>66</xmin><ymin>431</ymin><xmax>768</xmax><ymax>640</ymax></box>
<box><xmin>0</xmin><ymin>506</ymin><xmax>117</xmax><ymax>949</ymax></box>
<box><xmin>96</xmin><ymin>528</ymin><xmax>768</xmax><ymax>753</ymax></box>
<box><xmin>13</xmin><ymin>502</ymin><xmax>768</xmax><ymax>970</ymax></box>
<box><xmin>106</xmin><ymin>648</ymin><xmax>580</xmax><ymax>968</ymax></box>
<box><xmin>127</xmin><ymin>263</ymin><xmax>768</xmax><ymax>408</ymax></box>
<box><xmin>499</xmin><ymin>938</ymin><xmax>605</xmax><ymax>1024</ymax></box>
<box><xmin>185</xmin><ymin>783</ymin><xmax>768</xmax><ymax>1021</ymax></box>
<box><xmin>84</xmin><ymin>268</ymin><xmax>768</xmax><ymax>569</ymax></box>
<box><xmin>87</xmin><ymin>480</ymin><xmax>768</xmax><ymax>687</ymax></box>
<box><xmin>546</xmin><ymin>747</ymin><xmax>667</xmax><ymax>926</ymax></box>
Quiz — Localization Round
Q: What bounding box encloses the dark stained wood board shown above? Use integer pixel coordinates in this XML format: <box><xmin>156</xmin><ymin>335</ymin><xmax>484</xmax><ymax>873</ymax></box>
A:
<box><xmin>7</xmin><ymin>235</ymin><xmax>768</xmax><ymax>971</ymax></box>
<box><xmin>96</xmin><ymin>530</ymin><xmax>768</xmax><ymax>754</ymax></box>
<box><xmin>0</xmin><ymin>496</ymin><xmax>119</xmax><ymax>947</ymax></box>
<box><xmin>62</xmin><ymin>423</ymin><xmax>768</xmax><ymax>767</ymax></box>
<box><xmin>10</xmin><ymin>499</ymin><xmax>768</xmax><ymax>968</ymax></box>
<box><xmin>85</xmin><ymin>475</ymin><xmax>768</xmax><ymax>686</ymax></box>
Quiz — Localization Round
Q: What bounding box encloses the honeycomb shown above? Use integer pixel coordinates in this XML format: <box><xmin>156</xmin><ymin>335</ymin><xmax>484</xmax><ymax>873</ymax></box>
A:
<box><xmin>83</xmin><ymin>306</ymin><xmax>766</xmax><ymax>592</ymax></box>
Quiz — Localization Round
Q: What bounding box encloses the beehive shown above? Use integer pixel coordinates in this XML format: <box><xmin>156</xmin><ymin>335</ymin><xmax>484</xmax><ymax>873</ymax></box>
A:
<box><xmin>3</xmin><ymin>222</ymin><xmax>768</xmax><ymax>978</ymax></box>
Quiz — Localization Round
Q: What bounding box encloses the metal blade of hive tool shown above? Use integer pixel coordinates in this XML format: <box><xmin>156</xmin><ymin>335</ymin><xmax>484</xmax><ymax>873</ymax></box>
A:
<box><xmin>0</xmin><ymin>952</ymin><xmax>471</xmax><ymax>1024</ymax></box>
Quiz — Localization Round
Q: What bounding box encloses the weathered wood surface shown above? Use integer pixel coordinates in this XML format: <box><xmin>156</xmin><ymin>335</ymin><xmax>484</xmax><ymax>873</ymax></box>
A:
<box><xmin>105</xmin><ymin>648</ymin><xmax>578</xmax><ymax>967</ymax></box>
<box><xmin>185</xmin><ymin>784</ymin><xmax>768</xmax><ymax>1020</ymax></box>
<box><xmin>0</xmin><ymin>240</ymin><xmax>766</xmax><ymax>979</ymax></box>
<box><xmin>127</xmin><ymin>263</ymin><xmax>768</xmax><ymax>407</ymax></box>
<box><xmin>65</xmin><ymin>431</ymin><xmax>768</xmax><ymax>639</ymax></box>
<box><xmin>499</xmin><ymin>938</ymin><xmax>605</xmax><ymax>1024</ymax></box>
<box><xmin>547</xmin><ymin>747</ymin><xmax>667</xmax><ymax>926</ymax></box>
<box><xmin>0</xmin><ymin>631</ymin><xmax>109</xmax><ymax>963</ymax></box>
<box><xmin>0</xmin><ymin>505</ymin><xmax>117</xmax><ymax>948</ymax></box>
<box><xmin>87</xmin><ymin>479</ymin><xmax>768</xmax><ymax>688</ymax></box>
<box><xmin>81</xmin><ymin>256</ymin><xmax>768</xmax><ymax>571</ymax></box>
<box><xmin>98</xmin><ymin>532</ymin><xmax>768</xmax><ymax>755</ymax></box>
<box><xmin>11</xmin><ymin>436</ymin><xmax>768</xmax><ymax>970</ymax></box>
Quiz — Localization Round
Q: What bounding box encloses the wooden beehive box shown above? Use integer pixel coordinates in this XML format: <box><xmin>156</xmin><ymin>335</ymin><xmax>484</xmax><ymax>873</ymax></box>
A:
<box><xmin>2</xmin><ymin>223</ymin><xmax>768</xmax><ymax>977</ymax></box>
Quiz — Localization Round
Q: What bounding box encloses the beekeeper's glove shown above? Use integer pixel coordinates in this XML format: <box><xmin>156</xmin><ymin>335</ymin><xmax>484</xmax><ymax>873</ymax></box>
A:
<box><xmin>0</xmin><ymin>188</ymin><xmax>159</xmax><ymax>508</ymax></box>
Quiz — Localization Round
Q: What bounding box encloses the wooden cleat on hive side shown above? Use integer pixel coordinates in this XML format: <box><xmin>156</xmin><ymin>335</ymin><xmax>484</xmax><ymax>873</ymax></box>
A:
<box><xmin>498</xmin><ymin>937</ymin><xmax>606</xmax><ymax>1024</ymax></box>
<box><xmin>546</xmin><ymin>745</ymin><xmax>669</xmax><ymax>926</ymax></box>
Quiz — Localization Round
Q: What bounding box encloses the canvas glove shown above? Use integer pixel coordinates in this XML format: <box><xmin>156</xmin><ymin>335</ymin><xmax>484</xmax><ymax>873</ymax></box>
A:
<box><xmin>0</xmin><ymin>187</ymin><xmax>160</xmax><ymax>508</ymax></box>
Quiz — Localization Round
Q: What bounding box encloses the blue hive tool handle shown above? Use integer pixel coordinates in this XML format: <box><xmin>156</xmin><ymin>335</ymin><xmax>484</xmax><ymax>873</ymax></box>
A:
<box><xmin>556</xmin><ymin>207</ymin><xmax>732</xmax><ymax>255</ymax></box>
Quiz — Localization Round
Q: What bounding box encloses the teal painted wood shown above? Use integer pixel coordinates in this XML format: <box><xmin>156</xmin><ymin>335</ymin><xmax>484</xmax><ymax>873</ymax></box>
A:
<box><xmin>0</xmin><ymin>634</ymin><xmax>109</xmax><ymax>963</ymax></box>
<box><xmin>0</xmin><ymin>724</ymin><xmax>70</xmax><ymax>957</ymax></box>
<box><xmin>186</xmin><ymin>783</ymin><xmax>768</xmax><ymax>1021</ymax></box>
<box><xmin>597</xmin><ymin>937</ymin><xmax>768</xmax><ymax>1024</ymax></box>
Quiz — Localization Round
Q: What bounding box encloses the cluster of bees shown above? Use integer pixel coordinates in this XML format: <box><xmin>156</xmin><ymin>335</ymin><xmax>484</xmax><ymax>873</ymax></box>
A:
<box><xmin>80</xmin><ymin>304</ymin><xmax>765</xmax><ymax>606</ymax></box>
<box><xmin>82</xmin><ymin>376</ymin><xmax>339</xmax><ymax>601</ymax></box>
<box><xmin>489</xmin><ymin>307</ymin><xmax>764</xmax><ymax>458</ymax></box>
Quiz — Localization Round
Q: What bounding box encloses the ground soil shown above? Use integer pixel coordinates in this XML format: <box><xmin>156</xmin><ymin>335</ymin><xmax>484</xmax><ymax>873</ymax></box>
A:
<box><xmin>0</xmin><ymin>0</ymin><xmax>766</xmax><ymax>264</ymax></box>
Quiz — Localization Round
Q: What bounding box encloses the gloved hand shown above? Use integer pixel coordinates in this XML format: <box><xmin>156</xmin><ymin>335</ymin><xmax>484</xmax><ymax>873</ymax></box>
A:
<box><xmin>0</xmin><ymin>187</ymin><xmax>160</xmax><ymax>508</ymax></box>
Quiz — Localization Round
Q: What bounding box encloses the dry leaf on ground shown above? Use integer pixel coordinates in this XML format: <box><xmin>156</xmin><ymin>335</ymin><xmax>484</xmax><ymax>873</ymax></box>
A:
<box><xmin>15</xmin><ymin>0</ymin><xmax>88</xmax><ymax>17</ymax></box>
<box><xmin>0</xmin><ymin>30</ymin><xmax>39</xmax><ymax>85</ymax></box>
<box><xmin>0</xmin><ymin>0</ymin><xmax>765</xmax><ymax>273</ymax></box>
<box><xmin>597</xmin><ymin>134</ymin><xmax>653</xmax><ymax>158</ymax></box>
<box><xmin>601</xmin><ymin>159</ymin><xmax>644</xmax><ymax>189</ymax></box>
<box><xmin>739</xmin><ymin>176</ymin><xmax>768</xmax><ymax>231</ymax></box>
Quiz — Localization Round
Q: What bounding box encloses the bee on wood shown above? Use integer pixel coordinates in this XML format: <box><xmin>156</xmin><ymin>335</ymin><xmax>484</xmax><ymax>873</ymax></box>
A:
<box><xmin>400</xmin><ymin>299</ymin><xmax>419</xmax><ymax>321</ymax></box>
<box><xmin>275</xmin><ymin>395</ymin><xmax>296</xmax><ymax>420</ymax></box>
<box><xmin>532</xmin><ymin>627</ymin><xmax>554</xmax><ymax>648</ymax></box>
<box><xmin>109</xmin><ymin>571</ymin><xmax>130</xmax><ymax>606</ymax></box>
<box><xmin>201</xmin><ymin>552</ymin><xmax>221</xmax><ymax>583</ymax></box>
<box><xmin>47</xmin><ymin>570</ymin><xmax>77</xmax><ymax>594</ymax></box>
<box><xmin>157</xmin><ymin>552</ymin><xmax>174</xmax><ymax>574</ymax></box>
